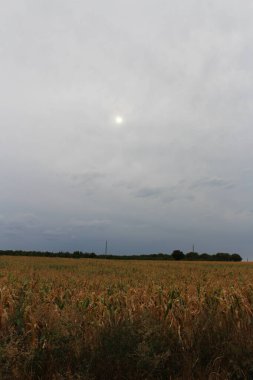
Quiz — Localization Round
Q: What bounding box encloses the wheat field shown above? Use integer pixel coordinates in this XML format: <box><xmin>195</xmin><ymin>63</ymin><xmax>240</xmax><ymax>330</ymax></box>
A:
<box><xmin>0</xmin><ymin>256</ymin><xmax>252</xmax><ymax>379</ymax></box>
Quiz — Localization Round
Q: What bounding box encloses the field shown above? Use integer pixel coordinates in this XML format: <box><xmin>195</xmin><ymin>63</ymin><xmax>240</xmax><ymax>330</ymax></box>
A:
<box><xmin>0</xmin><ymin>257</ymin><xmax>253</xmax><ymax>379</ymax></box>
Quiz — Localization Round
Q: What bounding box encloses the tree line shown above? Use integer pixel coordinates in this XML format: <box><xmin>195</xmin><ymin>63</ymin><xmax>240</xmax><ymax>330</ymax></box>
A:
<box><xmin>0</xmin><ymin>249</ymin><xmax>242</xmax><ymax>261</ymax></box>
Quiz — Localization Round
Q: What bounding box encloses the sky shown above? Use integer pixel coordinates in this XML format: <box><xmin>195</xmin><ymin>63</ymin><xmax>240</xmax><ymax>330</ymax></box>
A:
<box><xmin>0</xmin><ymin>0</ymin><xmax>253</xmax><ymax>257</ymax></box>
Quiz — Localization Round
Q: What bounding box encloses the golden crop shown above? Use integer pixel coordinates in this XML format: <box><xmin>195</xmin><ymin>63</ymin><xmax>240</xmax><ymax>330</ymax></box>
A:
<box><xmin>0</xmin><ymin>256</ymin><xmax>252</xmax><ymax>379</ymax></box>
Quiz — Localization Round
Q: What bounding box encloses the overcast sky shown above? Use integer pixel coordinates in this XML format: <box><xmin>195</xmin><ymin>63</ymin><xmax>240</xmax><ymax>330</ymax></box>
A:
<box><xmin>1</xmin><ymin>1</ymin><xmax>253</xmax><ymax>257</ymax></box>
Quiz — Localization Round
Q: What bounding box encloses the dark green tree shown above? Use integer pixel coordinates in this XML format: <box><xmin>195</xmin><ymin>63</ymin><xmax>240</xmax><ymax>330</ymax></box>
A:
<box><xmin>231</xmin><ymin>253</ymin><xmax>242</xmax><ymax>262</ymax></box>
<box><xmin>185</xmin><ymin>251</ymin><xmax>199</xmax><ymax>260</ymax></box>
<box><xmin>171</xmin><ymin>250</ymin><xmax>185</xmax><ymax>260</ymax></box>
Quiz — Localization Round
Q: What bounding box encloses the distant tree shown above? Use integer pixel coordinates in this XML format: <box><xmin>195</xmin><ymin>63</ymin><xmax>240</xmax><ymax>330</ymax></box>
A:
<box><xmin>73</xmin><ymin>251</ymin><xmax>82</xmax><ymax>258</ymax></box>
<box><xmin>215</xmin><ymin>253</ymin><xmax>231</xmax><ymax>261</ymax></box>
<box><xmin>231</xmin><ymin>253</ymin><xmax>242</xmax><ymax>262</ymax></box>
<box><xmin>172</xmin><ymin>250</ymin><xmax>185</xmax><ymax>260</ymax></box>
<box><xmin>185</xmin><ymin>251</ymin><xmax>199</xmax><ymax>260</ymax></box>
<box><xmin>0</xmin><ymin>249</ymin><xmax>242</xmax><ymax>261</ymax></box>
<box><xmin>199</xmin><ymin>253</ymin><xmax>211</xmax><ymax>260</ymax></box>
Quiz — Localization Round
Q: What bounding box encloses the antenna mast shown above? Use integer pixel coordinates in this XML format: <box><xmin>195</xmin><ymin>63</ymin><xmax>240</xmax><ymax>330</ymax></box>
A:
<box><xmin>105</xmin><ymin>240</ymin><xmax>108</xmax><ymax>255</ymax></box>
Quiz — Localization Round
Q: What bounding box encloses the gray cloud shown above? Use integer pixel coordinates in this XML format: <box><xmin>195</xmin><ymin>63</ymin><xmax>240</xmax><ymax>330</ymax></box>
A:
<box><xmin>0</xmin><ymin>0</ymin><xmax>253</xmax><ymax>257</ymax></box>
<box><xmin>68</xmin><ymin>218</ymin><xmax>110</xmax><ymax>228</ymax></box>
<box><xmin>70</xmin><ymin>172</ymin><xmax>106</xmax><ymax>186</ymax></box>
<box><xmin>134</xmin><ymin>187</ymin><xmax>164</xmax><ymax>199</ymax></box>
<box><xmin>0</xmin><ymin>213</ymin><xmax>41</xmax><ymax>235</ymax></box>
<box><xmin>191</xmin><ymin>177</ymin><xmax>236</xmax><ymax>190</ymax></box>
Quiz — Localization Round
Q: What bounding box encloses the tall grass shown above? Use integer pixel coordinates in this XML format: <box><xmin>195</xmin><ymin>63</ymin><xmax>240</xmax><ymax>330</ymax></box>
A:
<box><xmin>0</xmin><ymin>257</ymin><xmax>252</xmax><ymax>379</ymax></box>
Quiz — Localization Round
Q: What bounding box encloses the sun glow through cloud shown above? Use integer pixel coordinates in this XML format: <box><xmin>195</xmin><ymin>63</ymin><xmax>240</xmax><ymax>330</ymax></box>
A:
<box><xmin>115</xmin><ymin>116</ymin><xmax>123</xmax><ymax>125</ymax></box>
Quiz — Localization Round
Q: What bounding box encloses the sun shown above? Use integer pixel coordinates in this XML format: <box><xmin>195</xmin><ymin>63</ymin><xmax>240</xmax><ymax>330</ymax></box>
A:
<box><xmin>115</xmin><ymin>116</ymin><xmax>123</xmax><ymax>125</ymax></box>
